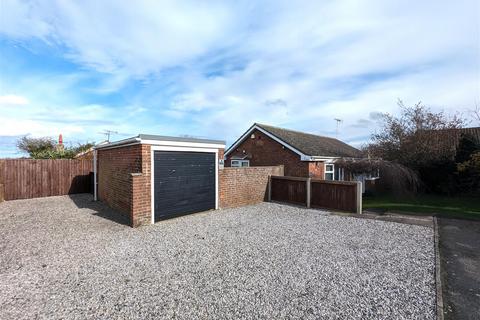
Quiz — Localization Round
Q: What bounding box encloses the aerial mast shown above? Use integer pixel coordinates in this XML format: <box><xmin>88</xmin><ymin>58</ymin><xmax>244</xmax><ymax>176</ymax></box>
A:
<box><xmin>334</xmin><ymin>118</ymin><xmax>343</xmax><ymax>138</ymax></box>
<box><xmin>99</xmin><ymin>130</ymin><xmax>118</xmax><ymax>142</ymax></box>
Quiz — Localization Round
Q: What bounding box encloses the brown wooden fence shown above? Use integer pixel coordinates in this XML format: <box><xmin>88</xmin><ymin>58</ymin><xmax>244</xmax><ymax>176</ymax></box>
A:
<box><xmin>270</xmin><ymin>176</ymin><xmax>308</xmax><ymax>205</ymax></box>
<box><xmin>311</xmin><ymin>179</ymin><xmax>358</xmax><ymax>212</ymax></box>
<box><xmin>269</xmin><ymin>176</ymin><xmax>362</xmax><ymax>213</ymax></box>
<box><xmin>0</xmin><ymin>159</ymin><xmax>93</xmax><ymax>201</ymax></box>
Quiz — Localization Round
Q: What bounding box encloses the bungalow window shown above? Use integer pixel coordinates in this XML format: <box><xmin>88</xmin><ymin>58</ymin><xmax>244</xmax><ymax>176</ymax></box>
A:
<box><xmin>231</xmin><ymin>160</ymin><xmax>250</xmax><ymax>167</ymax></box>
<box><xmin>325</xmin><ymin>164</ymin><xmax>334</xmax><ymax>180</ymax></box>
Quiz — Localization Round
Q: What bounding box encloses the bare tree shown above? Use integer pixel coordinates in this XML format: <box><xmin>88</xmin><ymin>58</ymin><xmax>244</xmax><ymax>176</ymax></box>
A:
<box><xmin>367</xmin><ymin>100</ymin><xmax>465</xmax><ymax>169</ymax></box>
<box><xmin>336</xmin><ymin>158</ymin><xmax>421</xmax><ymax>196</ymax></box>
<box><xmin>471</xmin><ymin>102</ymin><xmax>480</xmax><ymax>124</ymax></box>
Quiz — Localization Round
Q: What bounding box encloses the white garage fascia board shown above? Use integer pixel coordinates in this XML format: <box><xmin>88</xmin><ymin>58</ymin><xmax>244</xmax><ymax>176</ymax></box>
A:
<box><xmin>141</xmin><ymin>139</ymin><xmax>224</xmax><ymax>149</ymax></box>
<box><xmin>95</xmin><ymin>136</ymin><xmax>224</xmax><ymax>151</ymax></box>
<box><xmin>94</xmin><ymin>139</ymin><xmax>141</xmax><ymax>150</ymax></box>
<box><xmin>149</xmin><ymin>145</ymin><xmax>219</xmax><ymax>225</ymax></box>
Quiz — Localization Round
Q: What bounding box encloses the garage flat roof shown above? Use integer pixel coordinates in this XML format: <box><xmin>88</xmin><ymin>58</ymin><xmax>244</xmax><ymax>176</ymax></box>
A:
<box><xmin>95</xmin><ymin>134</ymin><xmax>226</xmax><ymax>150</ymax></box>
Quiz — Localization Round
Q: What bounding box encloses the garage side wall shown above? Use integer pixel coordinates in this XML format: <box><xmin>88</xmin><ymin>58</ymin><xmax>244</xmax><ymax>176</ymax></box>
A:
<box><xmin>98</xmin><ymin>144</ymin><xmax>148</xmax><ymax>226</ymax></box>
<box><xmin>219</xmin><ymin>165</ymin><xmax>284</xmax><ymax>209</ymax></box>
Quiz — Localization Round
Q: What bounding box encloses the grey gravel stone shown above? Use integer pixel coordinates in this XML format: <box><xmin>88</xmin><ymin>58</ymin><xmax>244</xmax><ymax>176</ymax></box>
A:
<box><xmin>0</xmin><ymin>194</ymin><xmax>435</xmax><ymax>319</ymax></box>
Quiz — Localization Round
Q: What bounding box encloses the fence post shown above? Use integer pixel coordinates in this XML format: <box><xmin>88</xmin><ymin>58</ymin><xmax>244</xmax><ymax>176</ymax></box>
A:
<box><xmin>356</xmin><ymin>181</ymin><xmax>362</xmax><ymax>214</ymax></box>
<box><xmin>306</xmin><ymin>178</ymin><xmax>311</xmax><ymax>208</ymax></box>
<box><xmin>268</xmin><ymin>176</ymin><xmax>272</xmax><ymax>202</ymax></box>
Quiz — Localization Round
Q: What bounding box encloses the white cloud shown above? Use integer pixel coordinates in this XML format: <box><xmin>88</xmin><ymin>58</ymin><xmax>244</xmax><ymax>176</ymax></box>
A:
<box><xmin>0</xmin><ymin>94</ymin><xmax>29</xmax><ymax>105</ymax></box>
<box><xmin>0</xmin><ymin>0</ymin><xmax>237</xmax><ymax>77</ymax></box>
<box><xmin>0</xmin><ymin>0</ymin><xmax>52</xmax><ymax>39</ymax></box>
<box><xmin>0</xmin><ymin>0</ymin><xmax>478</xmax><ymax>149</ymax></box>
<box><xmin>0</xmin><ymin>116</ymin><xmax>84</xmax><ymax>137</ymax></box>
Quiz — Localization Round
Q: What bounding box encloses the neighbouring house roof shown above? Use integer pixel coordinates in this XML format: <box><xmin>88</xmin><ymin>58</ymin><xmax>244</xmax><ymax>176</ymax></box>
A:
<box><xmin>423</xmin><ymin>127</ymin><xmax>480</xmax><ymax>157</ymax></box>
<box><xmin>431</xmin><ymin>127</ymin><xmax>480</xmax><ymax>144</ymax></box>
<box><xmin>94</xmin><ymin>134</ymin><xmax>225</xmax><ymax>150</ymax></box>
<box><xmin>225</xmin><ymin>123</ymin><xmax>362</xmax><ymax>159</ymax></box>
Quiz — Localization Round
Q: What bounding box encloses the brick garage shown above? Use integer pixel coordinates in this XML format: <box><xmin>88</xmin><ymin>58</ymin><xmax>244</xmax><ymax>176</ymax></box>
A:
<box><xmin>95</xmin><ymin>135</ymin><xmax>225</xmax><ymax>227</ymax></box>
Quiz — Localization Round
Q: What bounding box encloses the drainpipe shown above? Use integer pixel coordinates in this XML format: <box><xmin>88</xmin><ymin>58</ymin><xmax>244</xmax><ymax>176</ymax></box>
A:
<box><xmin>93</xmin><ymin>149</ymin><xmax>98</xmax><ymax>201</ymax></box>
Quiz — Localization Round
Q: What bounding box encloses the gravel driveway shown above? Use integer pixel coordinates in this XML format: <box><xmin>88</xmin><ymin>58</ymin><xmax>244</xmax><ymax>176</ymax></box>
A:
<box><xmin>0</xmin><ymin>194</ymin><xmax>435</xmax><ymax>319</ymax></box>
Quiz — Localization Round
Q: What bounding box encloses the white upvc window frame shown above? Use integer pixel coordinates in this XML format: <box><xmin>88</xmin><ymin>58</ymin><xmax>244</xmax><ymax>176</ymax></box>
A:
<box><xmin>325</xmin><ymin>163</ymin><xmax>335</xmax><ymax>180</ymax></box>
<box><xmin>231</xmin><ymin>159</ymin><xmax>250</xmax><ymax>167</ymax></box>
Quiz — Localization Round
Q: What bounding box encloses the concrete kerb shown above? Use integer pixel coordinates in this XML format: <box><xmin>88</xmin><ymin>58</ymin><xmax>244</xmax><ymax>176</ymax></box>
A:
<box><xmin>433</xmin><ymin>216</ymin><xmax>445</xmax><ymax>320</ymax></box>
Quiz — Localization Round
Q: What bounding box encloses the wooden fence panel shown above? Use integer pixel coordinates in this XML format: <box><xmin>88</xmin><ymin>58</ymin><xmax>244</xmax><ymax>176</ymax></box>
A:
<box><xmin>270</xmin><ymin>176</ymin><xmax>308</xmax><ymax>205</ymax></box>
<box><xmin>0</xmin><ymin>159</ymin><xmax>93</xmax><ymax>200</ymax></box>
<box><xmin>310</xmin><ymin>180</ymin><xmax>357</xmax><ymax>212</ymax></box>
<box><xmin>269</xmin><ymin>176</ymin><xmax>361</xmax><ymax>213</ymax></box>
<box><xmin>0</xmin><ymin>160</ymin><xmax>4</xmax><ymax>202</ymax></box>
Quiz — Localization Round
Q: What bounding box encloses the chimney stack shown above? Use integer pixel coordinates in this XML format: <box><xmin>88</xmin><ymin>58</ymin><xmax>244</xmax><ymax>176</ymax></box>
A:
<box><xmin>57</xmin><ymin>134</ymin><xmax>64</xmax><ymax>151</ymax></box>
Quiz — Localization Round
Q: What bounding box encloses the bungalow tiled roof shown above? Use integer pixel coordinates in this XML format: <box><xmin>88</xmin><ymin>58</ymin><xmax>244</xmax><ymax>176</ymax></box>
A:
<box><xmin>225</xmin><ymin>123</ymin><xmax>362</xmax><ymax>158</ymax></box>
<box><xmin>255</xmin><ymin>124</ymin><xmax>362</xmax><ymax>158</ymax></box>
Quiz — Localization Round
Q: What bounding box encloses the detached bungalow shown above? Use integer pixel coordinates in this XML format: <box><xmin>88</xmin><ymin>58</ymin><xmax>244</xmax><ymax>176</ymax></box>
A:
<box><xmin>225</xmin><ymin>123</ymin><xmax>362</xmax><ymax>180</ymax></box>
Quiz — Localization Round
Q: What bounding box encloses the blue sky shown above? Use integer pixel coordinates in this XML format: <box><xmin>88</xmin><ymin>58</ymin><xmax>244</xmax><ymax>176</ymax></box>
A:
<box><xmin>0</xmin><ymin>0</ymin><xmax>479</xmax><ymax>157</ymax></box>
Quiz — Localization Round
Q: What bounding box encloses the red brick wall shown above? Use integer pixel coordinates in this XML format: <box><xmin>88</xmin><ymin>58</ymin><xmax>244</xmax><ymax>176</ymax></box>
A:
<box><xmin>225</xmin><ymin>129</ymin><xmax>309</xmax><ymax>177</ymax></box>
<box><xmin>219</xmin><ymin>165</ymin><xmax>284</xmax><ymax>208</ymax></box>
<box><xmin>131</xmin><ymin>145</ymin><xmax>151</xmax><ymax>227</ymax></box>
<box><xmin>218</xmin><ymin>148</ymin><xmax>224</xmax><ymax>164</ymax></box>
<box><xmin>98</xmin><ymin>144</ymin><xmax>151</xmax><ymax>227</ymax></box>
<box><xmin>98</xmin><ymin>144</ymin><xmax>142</xmax><ymax>220</ymax></box>
<box><xmin>308</xmin><ymin>161</ymin><xmax>325</xmax><ymax>178</ymax></box>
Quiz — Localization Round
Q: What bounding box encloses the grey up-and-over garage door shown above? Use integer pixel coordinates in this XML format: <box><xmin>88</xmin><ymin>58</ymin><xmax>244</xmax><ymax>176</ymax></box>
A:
<box><xmin>153</xmin><ymin>151</ymin><xmax>216</xmax><ymax>221</ymax></box>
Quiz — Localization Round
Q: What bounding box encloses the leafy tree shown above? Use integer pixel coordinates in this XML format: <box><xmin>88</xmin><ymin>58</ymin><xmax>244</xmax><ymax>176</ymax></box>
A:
<box><xmin>17</xmin><ymin>136</ymin><xmax>55</xmax><ymax>155</ymax></box>
<box><xmin>455</xmin><ymin>134</ymin><xmax>480</xmax><ymax>194</ymax></box>
<box><xmin>455</xmin><ymin>133</ymin><xmax>480</xmax><ymax>163</ymax></box>
<box><xmin>17</xmin><ymin>136</ymin><xmax>94</xmax><ymax>159</ymax></box>
<box><xmin>71</xmin><ymin>142</ymin><xmax>95</xmax><ymax>154</ymax></box>
<box><xmin>456</xmin><ymin>151</ymin><xmax>480</xmax><ymax>194</ymax></box>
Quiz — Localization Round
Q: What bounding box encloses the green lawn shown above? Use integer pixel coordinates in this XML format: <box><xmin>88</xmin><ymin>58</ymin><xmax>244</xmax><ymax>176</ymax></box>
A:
<box><xmin>363</xmin><ymin>194</ymin><xmax>480</xmax><ymax>220</ymax></box>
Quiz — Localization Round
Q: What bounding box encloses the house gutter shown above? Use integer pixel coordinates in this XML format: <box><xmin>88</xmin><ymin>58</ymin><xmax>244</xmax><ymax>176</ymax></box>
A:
<box><xmin>306</xmin><ymin>156</ymin><xmax>340</xmax><ymax>162</ymax></box>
